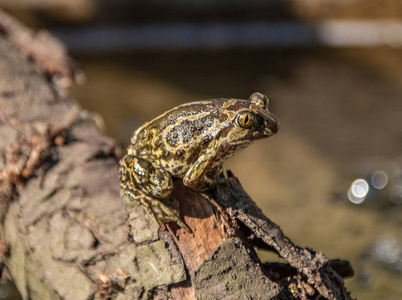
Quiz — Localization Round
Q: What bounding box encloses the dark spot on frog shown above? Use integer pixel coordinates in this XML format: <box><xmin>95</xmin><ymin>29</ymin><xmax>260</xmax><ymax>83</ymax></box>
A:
<box><xmin>166</xmin><ymin>131</ymin><xmax>180</xmax><ymax>147</ymax></box>
<box><xmin>186</xmin><ymin>147</ymin><xmax>201</xmax><ymax>164</ymax></box>
<box><xmin>218</xmin><ymin>114</ymin><xmax>228</xmax><ymax>122</ymax></box>
<box><xmin>201</xmin><ymin>136</ymin><xmax>211</xmax><ymax>146</ymax></box>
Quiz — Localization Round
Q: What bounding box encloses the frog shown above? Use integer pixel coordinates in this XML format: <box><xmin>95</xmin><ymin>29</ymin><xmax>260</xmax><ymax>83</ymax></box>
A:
<box><xmin>119</xmin><ymin>92</ymin><xmax>279</xmax><ymax>232</ymax></box>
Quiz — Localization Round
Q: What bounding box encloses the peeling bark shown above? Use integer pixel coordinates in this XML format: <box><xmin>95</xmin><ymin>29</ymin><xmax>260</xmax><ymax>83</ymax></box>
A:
<box><xmin>0</xmin><ymin>10</ymin><xmax>353</xmax><ymax>300</ymax></box>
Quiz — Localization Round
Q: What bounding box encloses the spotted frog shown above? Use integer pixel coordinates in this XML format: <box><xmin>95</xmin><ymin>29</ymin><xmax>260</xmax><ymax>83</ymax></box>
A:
<box><xmin>119</xmin><ymin>92</ymin><xmax>279</xmax><ymax>231</ymax></box>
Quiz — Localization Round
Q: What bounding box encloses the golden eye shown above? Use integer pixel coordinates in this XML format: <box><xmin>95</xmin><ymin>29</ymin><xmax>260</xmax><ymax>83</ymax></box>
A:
<box><xmin>235</xmin><ymin>111</ymin><xmax>254</xmax><ymax>128</ymax></box>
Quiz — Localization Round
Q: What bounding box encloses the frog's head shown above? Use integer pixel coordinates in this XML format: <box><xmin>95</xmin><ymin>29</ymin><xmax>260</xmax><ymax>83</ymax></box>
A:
<box><xmin>221</xmin><ymin>92</ymin><xmax>279</xmax><ymax>148</ymax></box>
<box><xmin>239</xmin><ymin>92</ymin><xmax>278</xmax><ymax>137</ymax></box>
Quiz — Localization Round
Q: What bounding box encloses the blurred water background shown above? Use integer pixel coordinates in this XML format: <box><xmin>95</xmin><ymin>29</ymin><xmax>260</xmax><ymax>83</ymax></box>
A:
<box><xmin>1</xmin><ymin>1</ymin><xmax>402</xmax><ymax>299</ymax></box>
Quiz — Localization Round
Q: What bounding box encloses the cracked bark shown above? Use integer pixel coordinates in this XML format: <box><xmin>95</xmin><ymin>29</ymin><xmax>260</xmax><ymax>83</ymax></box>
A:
<box><xmin>0</xmin><ymin>9</ymin><xmax>354</xmax><ymax>300</ymax></box>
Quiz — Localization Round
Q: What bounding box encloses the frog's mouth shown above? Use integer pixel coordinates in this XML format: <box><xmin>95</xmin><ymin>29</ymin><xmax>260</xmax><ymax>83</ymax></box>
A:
<box><xmin>228</xmin><ymin>133</ymin><xmax>268</xmax><ymax>146</ymax></box>
<box><xmin>226</xmin><ymin>121</ymin><xmax>279</xmax><ymax>146</ymax></box>
<box><xmin>263</xmin><ymin>125</ymin><xmax>278</xmax><ymax>137</ymax></box>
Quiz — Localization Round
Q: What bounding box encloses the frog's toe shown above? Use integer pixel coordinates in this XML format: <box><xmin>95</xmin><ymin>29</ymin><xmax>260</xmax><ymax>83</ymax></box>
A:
<box><xmin>171</xmin><ymin>216</ymin><xmax>191</xmax><ymax>233</ymax></box>
<box><xmin>148</xmin><ymin>199</ymin><xmax>191</xmax><ymax>233</ymax></box>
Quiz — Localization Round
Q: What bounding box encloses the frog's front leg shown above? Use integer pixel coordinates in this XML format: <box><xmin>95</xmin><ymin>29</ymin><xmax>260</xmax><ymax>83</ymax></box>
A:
<box><xmin>183</xmin><ymin>154</ymin><xmax>224</xmax><ymax>191</ymax></box>
<box><xmin>119</xmin><ymin>155</ymin><xmax>190</xmax><ymax>232</ymax></box>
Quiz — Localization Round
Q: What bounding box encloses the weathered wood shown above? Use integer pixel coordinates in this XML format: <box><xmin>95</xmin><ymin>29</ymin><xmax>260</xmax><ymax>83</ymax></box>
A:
<box><xmin>0</xmin><ymin>10</ymin><xmax>353</xmax><ymax>300</ymax></box>
<box><xmin>0</xmin><ymin>8</ymin><xmax>85</xmax><ymax>86</ymax></box>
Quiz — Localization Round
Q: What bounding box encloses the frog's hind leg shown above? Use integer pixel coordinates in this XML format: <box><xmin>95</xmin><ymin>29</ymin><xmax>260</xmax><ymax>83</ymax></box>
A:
<box><xmin>119</xmin><ymin>155</ymin><xmax>190</xmax><ymax>232</ymax></box>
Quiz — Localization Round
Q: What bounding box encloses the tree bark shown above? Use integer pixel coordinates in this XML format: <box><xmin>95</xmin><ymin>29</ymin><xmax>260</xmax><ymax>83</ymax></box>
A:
<box><xmin>0</xmin><ymin>10</ymin><xmax>353</xmax><ymax>300</ymax></box>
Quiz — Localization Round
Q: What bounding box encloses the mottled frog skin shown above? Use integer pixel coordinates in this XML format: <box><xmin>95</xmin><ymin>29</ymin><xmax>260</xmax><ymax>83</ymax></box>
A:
<box><xmin>119</xmin><ymin>92</ymin><xmax>279</xmax><ymax>231</ymax></box>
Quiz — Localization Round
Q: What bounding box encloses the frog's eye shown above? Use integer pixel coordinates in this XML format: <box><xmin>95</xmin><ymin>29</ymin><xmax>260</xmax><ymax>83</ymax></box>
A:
<box><xmin>235</xmin><ymin>111</ymin><xmax>255</xmax><ymax>129</ymax></box>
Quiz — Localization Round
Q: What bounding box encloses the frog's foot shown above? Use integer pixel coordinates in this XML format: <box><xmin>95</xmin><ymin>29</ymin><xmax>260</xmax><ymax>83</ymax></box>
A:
<box><xmin>123</xmin><ymin>188</ymin><xmax>191</xmax><ymax>232</ymax></box>
<box><xmin>144</xmin><ymin>196</ymin><xmax>191</xmax><ymax>233</ymax></box>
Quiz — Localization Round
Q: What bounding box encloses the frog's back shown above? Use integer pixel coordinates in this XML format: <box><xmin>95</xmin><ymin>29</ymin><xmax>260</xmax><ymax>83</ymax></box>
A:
<box><xmin>128</xmin><ymin>99</ymin><xmax>226</xmax><ymax>165</ymax></box>
<box><xmin>128</xmin><ymin>97</ymin><xmax>270</xmax><ymax>176</ymax></box>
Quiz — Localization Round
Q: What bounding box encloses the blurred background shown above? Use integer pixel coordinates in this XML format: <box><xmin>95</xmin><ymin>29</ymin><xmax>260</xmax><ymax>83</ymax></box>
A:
<box><xmin>1</xmin><ymin>0</ymin><xmax>402</xmax><ymax>299</ymax></box>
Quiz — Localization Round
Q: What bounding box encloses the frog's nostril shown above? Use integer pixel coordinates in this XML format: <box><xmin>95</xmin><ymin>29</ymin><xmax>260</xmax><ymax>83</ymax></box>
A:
<box><xmin>265</xmin><ymin>120</ymin><xmax>279</xmax><ymax>134</ymax></box>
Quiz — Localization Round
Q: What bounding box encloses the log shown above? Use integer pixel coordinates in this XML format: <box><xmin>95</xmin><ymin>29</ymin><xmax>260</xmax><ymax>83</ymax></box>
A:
<box><xmin>0</xmin><ymin>9</ymin><xmax>353</xmax><ymax>300</ymax></box>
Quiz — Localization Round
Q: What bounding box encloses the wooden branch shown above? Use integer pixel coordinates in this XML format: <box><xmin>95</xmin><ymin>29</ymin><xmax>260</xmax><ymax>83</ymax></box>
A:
<box><xmin>0</xmin><ymin>8</ymin><xmax>85</xmax><ymax>87</ymax></box>
<box><xmin>0</xmin><ymin>10</ymin><xmax>354</xmax><ymax>300</ymax></box>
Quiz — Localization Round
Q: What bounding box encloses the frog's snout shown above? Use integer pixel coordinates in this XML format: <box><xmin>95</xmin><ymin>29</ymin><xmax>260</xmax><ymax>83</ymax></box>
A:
<box><xmin>264</xmin><ymin>116</ymin><xmax>279</xmax><ymax>136</ymax></box>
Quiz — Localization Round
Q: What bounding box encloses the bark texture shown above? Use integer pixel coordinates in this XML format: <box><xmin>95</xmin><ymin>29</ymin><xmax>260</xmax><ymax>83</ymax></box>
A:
<box><xmin>0</xmin><ymin>9</ymin><xmax>353</xmax><ymax>300</ymax></box>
